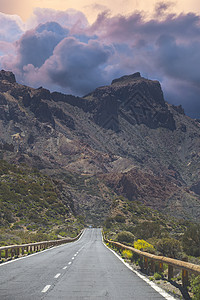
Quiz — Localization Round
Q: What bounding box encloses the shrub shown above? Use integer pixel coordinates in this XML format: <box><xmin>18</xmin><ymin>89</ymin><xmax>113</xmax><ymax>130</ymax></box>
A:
<box><xmin>134</xmin><ymin>221</ymin><xmax>161</xmax><ymax>239</ymax></box>
<box><xmin>122</xmin><ymin>249</ymin><xmax>133</xmax><ymax>260</ymax></box>
<box><xmin>114</xmin><ymin>214</ymin><xmax>126</xmax><ymax>223</ymax></box>
<box><xmin>154</xmin><ymin>272</ymin><xmax>162</xmax><ymax>280</ymax></box>
<box><xmin>156</xmin><ymin>238</ymin><xmax>181</xmax><ymax>258</ymax></box>
<box><xmin>190</xmin><ymin>275</ymin><xmax>200</xmax><ymax>300</ymax></box>
<box><xmin>182</xmin><ymin>224</ymin><xmax>200</xmax><ymax>257</ymax></box>
<box><xmin>134</xmin><ymin>239</ymin><xmax>155</xmax><ymax>252</ymax></box>
<box><xmin>116</xmin><ymin>231</ymin><xmax>134</xmax><ymax>244</ymax></box>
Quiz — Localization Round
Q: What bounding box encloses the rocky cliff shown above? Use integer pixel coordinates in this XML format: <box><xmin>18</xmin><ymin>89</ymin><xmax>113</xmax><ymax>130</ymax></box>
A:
<box><xmin>0</xmin><ymin>70</ymin><xmax>200</xmax><ymax>223</ymax></box>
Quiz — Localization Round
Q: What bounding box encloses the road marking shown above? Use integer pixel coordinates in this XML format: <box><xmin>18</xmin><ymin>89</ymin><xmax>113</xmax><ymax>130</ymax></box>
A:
<box><xmin>72</xmin><ymin>257</ymin><xmax>75</xmax><ymax>260</ymax></box>
<box><xmin>103</xmin><ymin>241</ymin><xmax>176</xmax><ymax>300</ymax></box>
<box><xmin>63</xmin><ymin>266</ymin><xmax>68</xmax><ymax>270</ymax></box>
<box><xmin>74</xmin><ymin>253</ymin><xmax>77</xmax><ymax>256</ymax></box>
<box><xmin>54</xmin><ymin>273</ymin><xmax>61</xmax><ymax>279</ymax></box>
<box><xmin>41</xmin><ymin>285</ymin><xmax>51</xmax><ymax>293</ymax></box>
<box><xmin>68</xmin><ymin>261</ymin><xmax>72</xmax><ymax>265</ymax></box>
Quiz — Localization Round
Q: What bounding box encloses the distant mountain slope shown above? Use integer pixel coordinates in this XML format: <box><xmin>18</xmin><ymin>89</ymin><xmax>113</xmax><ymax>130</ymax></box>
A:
<box><xmin>0</xmin><ymin>70</ymin><xmax>200</xmax><ymax>222</ymax></box>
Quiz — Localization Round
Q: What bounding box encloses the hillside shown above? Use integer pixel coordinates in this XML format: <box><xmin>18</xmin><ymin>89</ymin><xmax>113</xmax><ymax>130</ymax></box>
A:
<box><xmin>0</xmin><ymin>160</ymin><xmax>84</xmax><ymax>245</ymax></box>
<box><xmin>0</xmin><ymin>70</ymin><xmax>200</xmax><ymax>224</ymax></box>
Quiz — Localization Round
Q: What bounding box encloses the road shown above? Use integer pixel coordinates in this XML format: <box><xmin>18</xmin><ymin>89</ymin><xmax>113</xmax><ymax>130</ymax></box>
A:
<box><xmin>0</xmin><ymin>228</ymin><xmax>170</xmax><ymax>299</ymax></box>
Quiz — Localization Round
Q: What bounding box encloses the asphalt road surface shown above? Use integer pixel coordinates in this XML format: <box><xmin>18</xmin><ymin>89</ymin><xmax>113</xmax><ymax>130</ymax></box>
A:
<box><xmin>0</xmin><ymin>228</ymin><xmax>170</xmax><ymax>299</ymax></box>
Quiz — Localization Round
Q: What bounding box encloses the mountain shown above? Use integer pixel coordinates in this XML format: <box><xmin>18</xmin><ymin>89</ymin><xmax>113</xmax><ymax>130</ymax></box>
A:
<box><xmin>0</xmin><ymin>70</ymin><xmax>200</xmax><ymax>224</ymax></box>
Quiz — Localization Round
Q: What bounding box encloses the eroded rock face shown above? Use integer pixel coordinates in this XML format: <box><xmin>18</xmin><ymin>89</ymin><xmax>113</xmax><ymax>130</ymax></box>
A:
<box><xmin>0</xmin><ymin>70</ymin><xmax>16</xmax><ymax>83</ymax></box>
<box><xmin>0</xmin><ymin>70</ymin><xmax>200</xmax><ymax>222</ymax></box>
<box><xmin>84</xmin><ymin>72</ymin><xmax>176</xmax><ymax>131</ymax></box>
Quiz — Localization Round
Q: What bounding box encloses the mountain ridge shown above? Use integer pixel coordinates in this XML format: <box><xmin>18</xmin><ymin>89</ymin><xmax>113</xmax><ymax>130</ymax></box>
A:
<box><xmin>0</xmin><ymin>70</ymin><xmax>200</xmax><ymax>224</ymax></box>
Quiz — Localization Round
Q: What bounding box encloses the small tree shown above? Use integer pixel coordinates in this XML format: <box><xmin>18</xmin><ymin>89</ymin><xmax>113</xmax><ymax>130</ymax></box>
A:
<box><xmin>182</xmin><ymin>224</ymin><xmax>200</xmax><ymax>257</ymax></box>
<box><xmin>190</xmin><ymin>275</ymin><xmax>200</xmax><ymax>300</ymax></box>
<box><xmin>116</xmin><ymin>231</ymin><xmax>134</xmax><ymax>244</ymax></box>
<box><xmin>156</xmin><ymin>238</ymin><xmax>181</xmax><ymax>258</ymax></box>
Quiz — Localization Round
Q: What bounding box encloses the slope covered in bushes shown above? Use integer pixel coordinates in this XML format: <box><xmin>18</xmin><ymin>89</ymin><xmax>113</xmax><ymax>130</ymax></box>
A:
<box><xmin>0</xmin><ymin>160</ymin><xmax>84</xmax><ymax>245</ymax></box>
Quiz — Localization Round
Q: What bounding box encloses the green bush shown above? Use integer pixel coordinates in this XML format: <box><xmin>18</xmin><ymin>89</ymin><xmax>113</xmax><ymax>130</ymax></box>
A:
<box><xmin>116</xmin><ymin>231</ymin><xmax>134</xmax><ymax>244</ymax></box>
<box><xmin>182</xmin><ymin>224</ymin><xmax>200</xmax><ymax>257</ymax></box>
<box><xmin>133</xmin><ymin>221</ymin><xmax>161</xmax><ymax>239</ymax></box>
<box><xmin>190</xmin><ymin>275</ymin><xmax>200</xmax><ymax>300</ymax></box>
<box><xmin>114</xmin><ymin>214</ymin><xmax>126</xmax><ymax>223</ymax></box>
<box><xmin>154</xmin><ymin>272</ymin><xmax>162</xmax><ymax>280</ymax></box>
<box><xmin>156</xmin><ymin>238</ymin><xmax>181</xmax><ymax>258</ymax></box>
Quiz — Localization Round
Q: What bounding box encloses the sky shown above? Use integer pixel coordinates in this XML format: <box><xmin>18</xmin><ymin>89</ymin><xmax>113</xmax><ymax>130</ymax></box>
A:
<box><xmin>0</xmin><ymin>0</ymin><xmax>200</xmax><ymax>117</ymax></box>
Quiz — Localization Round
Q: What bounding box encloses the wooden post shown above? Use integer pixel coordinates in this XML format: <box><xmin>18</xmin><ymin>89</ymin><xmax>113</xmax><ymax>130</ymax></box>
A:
<box><xmin>5</xmin><ymin>249</ymin><xmax>8</xmax><ymax>260</ymax></box>
<box><xmin>158</xmin><ymin>262</ymin><xmax>164</xmax><ymax>273</ymax></box>
<box><xmin>22</xmin><ymin>247</ymin><xmax>24</xmax><ymax>255</ymax></box>
<box><xmin>151</xmin><ymin>260</ymin><xmax>155</xmax><ymax>274</ymax></box>
<box><xmin>139</xmin><ymin>256</ymin><xmax>144</xmax><ymax>269</ymax></box>
<box><xmin>0</xmin><ymin>250</ymin><xmax>1</xmax><ymax>260</ymax></box>
<box><xmin>11</xmin><ymin>248</ymin><xmax>15</xmax><ymax>258</ymax></box>
<box><xmin>168</xmin><ymin>265</ymin><xmax>174</xmax><ymax>280</ymax></box>
<box><xmin>182</xmin><ymin>269</ymin><xmax>189</xmax><ymax>287</ymax></box>
<box><xmin>144</xmin><ymin>257</ymin><xmax>148</xmax><ymax>270</ymax></box>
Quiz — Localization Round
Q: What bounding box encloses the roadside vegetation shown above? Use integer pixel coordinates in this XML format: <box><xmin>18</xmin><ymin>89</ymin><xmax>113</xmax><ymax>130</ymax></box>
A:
<box><xmin>0</xmin><ymin>160</ymin><xmax>84</xmax><ymax>246</ymax></box>
<box><xmin>103</xmin><ymin>195</ymin><xmax>200</xmax><ymax>299</ymax></box>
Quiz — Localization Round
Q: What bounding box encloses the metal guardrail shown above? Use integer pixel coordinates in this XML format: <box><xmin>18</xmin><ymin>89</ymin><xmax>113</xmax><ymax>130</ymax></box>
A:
<box><xmin>104</xmin><ymin>238</ymin><xmax>200</xmax><ymax>287</ymax></box>
<box><xmin>0</xmin><ymin>230</ymin><xmax>83</xmax><ymax>262</ymax></box>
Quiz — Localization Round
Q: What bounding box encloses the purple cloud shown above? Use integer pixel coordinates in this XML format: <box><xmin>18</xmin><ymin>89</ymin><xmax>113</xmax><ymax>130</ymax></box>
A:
<box><xmin>41</xmin><ymin>37</ymin><xmax>113</xmax><ymax>95</ymax></box>
<box><xmin>0</xmin><ymin>12</ymin><xmax>23</xmax><ymax>42</ymax></box>
<box><xmin>27</xmin><ymin>8</ymin><xmax>88</xmax><ymax>30</ymax></box>
<box><xmin>1</xmin><ymin>8</ymin><xmax>200</xmax><ymax>117</ymax></box>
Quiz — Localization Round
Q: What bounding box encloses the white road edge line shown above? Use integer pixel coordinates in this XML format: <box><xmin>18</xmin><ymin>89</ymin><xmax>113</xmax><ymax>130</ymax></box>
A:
<box><xmin>41</xmin><ymin>285</ymin><xmax>51</xmax><ymax>293</ymax></box>
<box><xmin>102</xmin><ymin>238</ymin><xmax>176</xmax><ymax>300</ymax></box>
<box><xmin>54</xmin><ymin>273</ymin><xmax>61</xmax><ymax>279</ymax></box>
<box><xmin>0</xmin><ymin>229</ymin><xmax>86</xmax><ymax>267</ymax></box>
<box><xmin>63</xmin><ymin>266</ymin><xmax>67</xmax><ymax>270</ymax></box>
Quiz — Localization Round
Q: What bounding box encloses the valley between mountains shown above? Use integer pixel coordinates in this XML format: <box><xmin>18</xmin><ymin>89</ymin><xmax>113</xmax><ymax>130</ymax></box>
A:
<box><xmin>0</xmin><ymin>69</ymin><xmax>200</xmax><ymax>246</ymax></box>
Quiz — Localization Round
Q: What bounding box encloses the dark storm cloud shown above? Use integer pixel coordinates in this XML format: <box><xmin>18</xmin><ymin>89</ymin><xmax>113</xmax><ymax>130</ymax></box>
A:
<box><xmin>43</xmin><ymin>37</ymin><xmax>113</xmax><ymax>95</ymax></box>
<box><xmin>14</xmin><ymin>22</ymin><xmax>69</xmax><ymax>69</ymax></box>
<box><xmin>1</xmin><ymin>8</ymin><xmax>200</xmax><ymax>117</ymax></box>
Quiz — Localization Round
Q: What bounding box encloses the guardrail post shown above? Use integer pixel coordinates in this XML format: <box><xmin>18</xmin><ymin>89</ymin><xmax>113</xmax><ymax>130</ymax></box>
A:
<box><xmin>158</xmin><ymin>262</ymin><xmax>164</xmax><ymax>273</ymax></box>
<box><xmin>144</xmin><ymin>257</ymin><xmax>148</xmax><ymax>270</ymax></box>
<box><xmin>168</xmin><ymin>265</ymin><xmax>173</xmax><ymax>280</ymax></box>
<box><xmin>22</xmin><ymin>247</ymin><xmax>24</xmax><ymax>255</ymax></box>
<box><xmin>11</xmin><ymin>248</ymin><xmax>15</xmax><ymax>258</ymax></box>
<box><xmin>139</xmin><ymin>256</ymin><xmax>144</xmax><ymax>269</ymax></box>
<box><xmin>182</xmin><ymin>269</ymin><xmax>189</xmax><ymax>287</ymax></box>
<box><xmin>151</xmin><ymin>260</ymin><xmax>155</xmax><ymax>274</ymax></box>
<box><xmin>0</xmin><ymin>250</ymin><xmax>1</xmax><ymax>260</ymax></box>
<box><xmin>5</xmin><ymin>249</ymin><xmax>8</xmax><ymax>259</ymax></box>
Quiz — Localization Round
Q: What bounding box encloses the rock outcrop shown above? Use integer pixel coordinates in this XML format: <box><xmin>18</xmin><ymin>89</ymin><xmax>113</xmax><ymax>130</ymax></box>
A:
<box><xmin>84</xmin><ymin>72</ymin><xmax>176</xmax><ymax>131</ymax></box>
<box><xmin>0</xmin><ymin>70</ymin><xmax>200</xmax><ymax>222</ymax></box>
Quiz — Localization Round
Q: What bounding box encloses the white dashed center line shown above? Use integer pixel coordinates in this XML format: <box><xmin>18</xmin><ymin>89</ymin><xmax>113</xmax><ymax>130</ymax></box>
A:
<box><xmin>54</xmin><ymin>273</ymin><xmax>61</xmax><ymax>279</ymax></box>
<box><xmin>41</xmin><ymin>285</ymin><xmax>51</xmax><ymax>293</ymax></box>
<box><xmin>72</xmin><ymin>257</ymin><xmax>75</xmax><ymax>260</ymax></box>
<box><xmin>63</xmin><ymin>266</ymin><xmax>68</xmax><ymax>270</ymax></box>
<box><xmin>68</xmin><ymin>261</ymin><xmax>72</xmax><ymax>265</ymax></box>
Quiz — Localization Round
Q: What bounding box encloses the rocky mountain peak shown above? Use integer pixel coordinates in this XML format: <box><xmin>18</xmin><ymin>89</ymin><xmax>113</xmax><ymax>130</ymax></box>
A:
<box><xmin>111</xmin><ymin>72</ymin><xmax>141</xmax><ymax>85</ymax></box>
<box><xmin>0</xmin><ymin>70</ymin><xmax>16</xmax><ymax>83</ymax></box>
<box><xmin>84</xmin><ymin>72</ymin><xmax>176</xmax><ymax>131</ymax></box>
